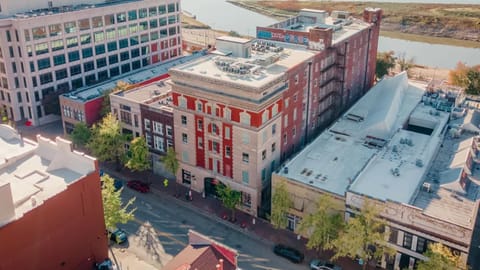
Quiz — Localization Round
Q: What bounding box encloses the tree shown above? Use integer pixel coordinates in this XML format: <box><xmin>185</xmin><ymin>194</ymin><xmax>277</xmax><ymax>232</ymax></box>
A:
<box><xmin>269</xmin><ymin>181</ymin><xmax>293</xmax><ymax>229</ymax></box>
<box><xmin>449</xmin><ymin>63</ymin><xmax>480</xmax><ymax>95</ymax></box>
<box><xmin>100</xmin><ymin>81</ymin><xmax>131</xmax><ymax>118</ymax></box>
<box><xmin>88</xmin><ymin>113</ymin><xmax>127</xmax><ymax>169</ymax></box>
<box><xmin>70</xmin><ymin>122</ymin><xmax>91</xmax><ymax>148</ymax></box>
<box><xmin>331</xmin><ymin>200</ymin><xmax>394</xmax><ymax>270</ymax></box>
<box><xmin>376</xmin><ymin>51</ymin><xmax>396</xmax><ymax>80</ymax></box>
<box><xmin>216</xmin><ymin>184</ymin><xmax>241</xmax><ymax>222</ymax></box>
<box><xmin>228</xmin><ymin>30</ymin><xmax>241</xmax><ymax>37</ymax></box>
<box><xmin>417</xmin><ymin>243</ymin><xmax>465</xmax><ymax>270</ymax></box>
<box><xmin>125</xmin><ymin>137</ymin><xmax>151</xmax><ymax>172</ymax></box>
<box><xmin>161</xmin><ymin>147</ymin><xmax>179</xmax><ymax>194</ymax></box>
<box><xmin>101</xmin><ymin>174</ymin><xmax>136</xmax><ymax>230</ymax></box>
<box><xmin>297</xmin><ymin>194</ymin><xmax>344</xmax><ymax>252</ymax></box>
<box><xmin>397</xmin><ymin>53</ymin><xmax>415</xmax><ymax>74</ymax></box>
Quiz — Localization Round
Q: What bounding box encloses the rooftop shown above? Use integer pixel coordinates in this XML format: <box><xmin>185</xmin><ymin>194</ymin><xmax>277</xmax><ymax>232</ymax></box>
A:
<box><xmin>2</xmin><ymin>0</ymin><xmax>139</xmax><ymax>19</ymax></box>
<box><xmin>171</xmin><ymin>41</ymin><xmax>314</xmax><ymax>90</ymax></box>
<box><xmin>0</xmin><ymin>125</ymin><xmax>96</xmax><ymax>227</ymax></box>
<box><xmin>63</xmin><ymin>52</ymin><xmax>206</xmax><ymax>103</ymax></box>
<box><xmin>113</xmin><ymin>79</ymin><xmax>173</xmax><ymax>111</ymax></box>
<box><xmin>278</xmin><ymin>73</ymin><xmax>429</xmax><ymax>196</ymax></box>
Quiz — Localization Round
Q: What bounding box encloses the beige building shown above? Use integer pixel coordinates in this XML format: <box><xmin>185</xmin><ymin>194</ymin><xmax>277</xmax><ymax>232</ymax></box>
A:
<box><xmin>273</xmin><ymin>73</ymin><xmax>480</xmax><ymax>269</ymax></box>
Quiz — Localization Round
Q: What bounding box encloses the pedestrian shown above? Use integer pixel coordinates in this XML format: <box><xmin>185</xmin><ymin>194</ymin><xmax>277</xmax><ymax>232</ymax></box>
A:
<box><xmin>188</xmin><ymin>189</ymin><xmax>192</xmax><ymax>201</ymax></box>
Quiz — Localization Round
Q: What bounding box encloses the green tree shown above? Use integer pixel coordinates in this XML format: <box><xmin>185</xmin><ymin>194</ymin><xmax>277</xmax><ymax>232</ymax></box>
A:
<box><xmin>70</xmin><ymin>122</ymin><xmax>91</xmax><ymax>147</ymax></box>
<box><xmin>376</xmin><ymin>51</ymin><xmax>396</xmax><ymax>80</ymax></box>
<box><xmin>88</xmin><ymin>113</ymin><xmax>127</xmax><ymax>169</ymax></box>
<box><xmin>417</xmin><ymin>243</ymin><xmax>465</xmax><ymax>270</ymax></box>
<box><xmin>125</xmin><ymin>137</ymin><xmax>151</xmax><ymax>172</ymax></box>
<box><xmin>397</xmin><ymin>53</ymin><xmax>415</xmax><ymax>73</ymax></box>
<box><xmin>331</xmin><ymin>200</ymin><xmax>394</xmax><ymax>270</ymax></box>
<box><xmin>101</xmin><ymin>174</ymin><xmax>136</xmax><ymax>230</ymax></box>
<box><xmin>269</xmin><ymin>181</ymin><xmax>293</xmax><ymax>229</ymax></box>
<box><xmin>449</xmin><ymin>63</ymin><xmax>480</xmax><ymax>95</ymax></box>
<box><xmin>465</xmin><ymin>68</ymin><xmax>480</xmax><ymax>95</ymax></box>
<box><xmin>216</xmin><ymin>184</ymin><xmax>241</xmax><ymax>221</ymax></box>
<box><xmin>297</xmin><ymin>194</ymin><xmax>344</xmax><ymax>251</ymax></box>
<box><xmin>161</xmin><ymin>147</ymin><xmax>179</xmax><ymax>194</ymax></box>
<box><xmin>228</xmin><ymin>30</ymin><xmax>241</xmax><ymax>37</ymax></box>
<box><xmin>100</xmin><ymin>81</ymin><xmax>131</xmax><ymax>118</ymax></box>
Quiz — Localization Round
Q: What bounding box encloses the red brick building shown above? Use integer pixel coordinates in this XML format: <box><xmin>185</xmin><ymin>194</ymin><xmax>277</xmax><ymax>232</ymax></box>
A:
<box><xmin>169</xmin><ymin>8</ymin><xmax>382</xmax><ymax>217</ymax></box>
<box><xmin>0</xmin><ymin>125</ymin><xmax>107</xmax><ymax>270</ymax></box>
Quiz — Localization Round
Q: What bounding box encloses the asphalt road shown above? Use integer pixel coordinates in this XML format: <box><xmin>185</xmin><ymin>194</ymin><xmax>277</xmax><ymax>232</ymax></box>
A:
<box><xmin>119</xmin><ymin>187</ymin><xmax>307</xmax><ymax>270</ymax></box>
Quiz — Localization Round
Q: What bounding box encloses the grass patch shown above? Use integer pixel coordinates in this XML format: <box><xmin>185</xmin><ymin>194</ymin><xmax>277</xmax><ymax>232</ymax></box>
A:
<box><xmin>380</xmin><ymin>30</ymin><xmax>480</xmax><ymax>48</ymax></box>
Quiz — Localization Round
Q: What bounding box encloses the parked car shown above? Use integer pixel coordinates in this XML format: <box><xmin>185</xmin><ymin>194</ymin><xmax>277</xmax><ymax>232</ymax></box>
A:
<box><xmin>273</xmin><ymin>244</ymin><xmax>304</xmax><ymax>263</ymax></box>
<box><xmin>310</xmin><ymin>259</ymin><xmax>342</xmax><ymax>270</ymax></box>
<box><xmin>127</xmin><ymin>180</ymin><xmax>150</xmax><ymax>193</ymax></box>
<box><xmin>108</xmin><ymin>228</ymin><xmax>127</xmax><ymax>244</ymax></box>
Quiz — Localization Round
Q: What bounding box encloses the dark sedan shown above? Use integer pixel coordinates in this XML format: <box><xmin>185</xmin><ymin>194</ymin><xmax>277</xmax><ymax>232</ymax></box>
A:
<box><xmin>273</xmin><ymin>244</ymin><xmax>304</xmax><ymax>263</ymax></box>
<box><xmin>126</xmin><ymin>180</ymin><xmax>150</xmax><ymax>193</ymax></box>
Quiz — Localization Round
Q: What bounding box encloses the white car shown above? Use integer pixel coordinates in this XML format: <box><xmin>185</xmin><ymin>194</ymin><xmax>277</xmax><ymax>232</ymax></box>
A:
<box><xmin>310</xmin><ymin>259</ymin><xmax>342</xmax><ymax>270</ymax></box>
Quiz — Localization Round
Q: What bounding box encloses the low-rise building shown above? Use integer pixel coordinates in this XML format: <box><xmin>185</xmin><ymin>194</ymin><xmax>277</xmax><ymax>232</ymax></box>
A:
<box><xmin>273</xmin><ymin>73</ymin><xmax>480</xmax><ymax>269</ymax></box>
<box><xmin>0</xmin><ymin>124</ymin><xmax>107</xmax><ymax>270</ymax></box>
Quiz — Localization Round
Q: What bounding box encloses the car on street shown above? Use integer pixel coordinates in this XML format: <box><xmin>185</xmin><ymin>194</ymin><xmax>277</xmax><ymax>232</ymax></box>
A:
<box><xmin>273</xmin><ymin>244</ymin><xmax>304</xmax><ymax>263</ymax></box>
<box><xmin>310</xmin><ymin>259</ymin><xmax>342</xmax><ymax>270</ymax></box>
<box><xmin>127</xmin><ymin>180</ymin><xmax>150</xmax><ymax>193</ymax></box>
<box><xmin>108</xmin><ymin>228</ymin><xmax>127</xmax><ymax>245</ymax></box>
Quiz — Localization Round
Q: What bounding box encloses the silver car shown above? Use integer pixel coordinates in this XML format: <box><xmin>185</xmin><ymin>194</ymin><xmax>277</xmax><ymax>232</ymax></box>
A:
<box><xmin>309</xmin><ymin>259</ymin><xmax>342</xmax><ymax>270</ymax></box>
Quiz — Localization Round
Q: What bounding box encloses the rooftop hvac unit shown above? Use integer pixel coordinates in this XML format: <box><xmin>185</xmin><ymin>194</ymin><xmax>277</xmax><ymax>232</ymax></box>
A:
<box><xmin>283</xmin><ymin>167</ymin><xmax>288</xmax><ymax>174</ymax></box>
<box><xmin>422</xmin><ymin>182</ymin><xmax>431</xmax><ymax>193</ymax></box>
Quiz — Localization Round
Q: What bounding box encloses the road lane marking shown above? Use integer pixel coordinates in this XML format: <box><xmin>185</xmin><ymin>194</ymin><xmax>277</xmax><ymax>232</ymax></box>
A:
<box><xmin>133</xmin><ymin>218</ymin><xmax>187</xmax><ymax>247</ymax></box>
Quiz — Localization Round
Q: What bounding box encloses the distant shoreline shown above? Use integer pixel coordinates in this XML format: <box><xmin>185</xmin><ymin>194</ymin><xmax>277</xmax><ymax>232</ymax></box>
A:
<box><xmin>228</xmin><ymin>0</ymin><xmax>480</xmax><ymax>49</ymax></box>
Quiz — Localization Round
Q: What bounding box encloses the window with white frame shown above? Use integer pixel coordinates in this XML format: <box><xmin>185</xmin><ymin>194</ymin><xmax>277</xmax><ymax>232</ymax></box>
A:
<box><xmin>179</xmin><ymin>96</ymin><xmax>187</xmax><ymax>108</ymax></box>
<box><xmin>224</xmin><ymin>107</ymin><xmax>231</xmax><ymax>120</ymax></box>
<box><xmin>196</xmin><ymin>101</ymin><xmax>203</xmax><ymax>112</ymax></box>
<box><xmin>212</xmin><ymin>123</ymin><xmax>218</xmax><ymax>135</ymax></box>
<box><xmin>241</xmin><ymin>191</ymin><xmax>251</xmax><ymax>207</ymax></box>
<box><xmin>225</xmin><ymin>127</ymin><xmax>231</xmax><ymax>139</ymax></box>
<box><xmin>213</xmin><ymin>141</ymin><xmax>220</xmax><ymax>153</ymax></box>
<box><xmin>182</xmin><ymin>133</ymin><xmax>188</xmax><ymax>143</ymax></box>
<box><xmin>272</xmin><ymin>123</ymin><xmax>277</xmax><ymax>135</ymax></box>
<box><xmin>145</xmin><ymin>133</ymin><xmax>152</xmax><ymax>147</ymax></box>
<box><xmin>197</xmin><ymin>119</ymin><xmax>203</xmax><ymax>131</ymax></box>
<box><xmin>242</xmin><ymin>171</ymin><xmax>249</xmax><ymax>184</ymax></box>
<box><xmin>166</xmin><ymin>139</ymin><xmax>173</xmax><ymax>149</ymax></box>
<box><xmin>197</xmin><ymin>137</ymin><xmax>203</xmax><ymax>149</ymax></box>
<box><xmin>181</xmin><ymin>115</ymin><xmax>187</xmax><ymax>125</ymax></box>
<box><xmin>144</xmin><ymin>118</ymin><xmax>151</xmax><ymax>130</ymax></box>
<box><xmin>272</xmin><ymin>104</ymin><xmax>278</xmax><ymax>117</ymax></box>
<box><xmin>182</xmin><ymin>151</ymin><xmax>189</xmax><ymax>163</ymax></box>
<box><xmin>166</xmin><ymin>125</ymin><xmax>172</xmax><ymax>137</ymax></box>
<box><xmin>242</xmin><ymin>132</ymin><xmax>250</xmax><ymax>144</ymax></box>
<box><xmin>240</xmin><ymin>112</ymin><xmax>250</xmax><ymax>125</ymax></box>
<box><xmin>262</xmin><ymin>110</ymin><xmax>268</xmax><ymax>124</ymax></box>
<box><xmin>153</xmin><ymin>121</ymin><xmax>163</xmax><ymax>135</ymax></box>
<box><xmin>225</xmin><ymin>146</ymin><xmax>231</xmax><ymax>158</ymax></box>
<box><xmin>154</xmin><ymin>135</ymin><xmax>165</xmax><ymax>152</ymax></box>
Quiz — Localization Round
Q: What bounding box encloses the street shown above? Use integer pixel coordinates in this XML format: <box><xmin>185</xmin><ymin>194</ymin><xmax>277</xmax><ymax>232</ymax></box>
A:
<box><xmin>118</xmin><ymin>187</ymin><xmax>307</xmax><ymax>270</ymax></box>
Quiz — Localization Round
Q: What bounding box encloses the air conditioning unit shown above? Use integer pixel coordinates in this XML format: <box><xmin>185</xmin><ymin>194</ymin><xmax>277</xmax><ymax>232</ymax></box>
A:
<box><xmin>422</xmin><ymin>182</ymin><xmax>431</xmax><ymax>193</ymax></box>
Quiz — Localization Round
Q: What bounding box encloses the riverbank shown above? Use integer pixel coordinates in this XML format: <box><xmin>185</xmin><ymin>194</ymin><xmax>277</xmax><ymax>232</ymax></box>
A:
<box><xmin>228</xmin><ymin>0</ymin><xmax>480</xmax><ymax>48</ymax></box>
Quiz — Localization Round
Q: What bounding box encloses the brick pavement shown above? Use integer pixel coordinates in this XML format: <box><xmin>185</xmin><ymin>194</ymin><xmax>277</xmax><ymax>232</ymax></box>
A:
<box><xmin>101</xmin><ymin>162</ymin><xmax>375</xmax><ymax>270</ymax></box>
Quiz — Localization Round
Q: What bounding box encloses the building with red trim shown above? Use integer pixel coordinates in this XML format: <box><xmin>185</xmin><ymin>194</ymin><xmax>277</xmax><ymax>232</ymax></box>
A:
<box><xmin>0</xmin><ymin>124</ymin><xmax>107</xmax><ymax>270</ymax></box>
<box><xmin>169</xmin><ymin>8</ymin><xmax>382</xmax><ymax>217</ymax></box>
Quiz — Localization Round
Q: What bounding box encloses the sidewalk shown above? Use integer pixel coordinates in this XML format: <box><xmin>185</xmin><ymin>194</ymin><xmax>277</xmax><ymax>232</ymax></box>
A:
<box><xmin>101</xmin><ymin>162</ymin><xmax>371</xmax><ymax>270</ymax></box>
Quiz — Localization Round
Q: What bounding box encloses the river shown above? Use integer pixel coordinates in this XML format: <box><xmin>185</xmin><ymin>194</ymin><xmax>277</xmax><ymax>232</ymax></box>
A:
<box><xmin>182</xmin><ymin>0</ymin><xmax>479</xmax><ymax>69</ymax></box>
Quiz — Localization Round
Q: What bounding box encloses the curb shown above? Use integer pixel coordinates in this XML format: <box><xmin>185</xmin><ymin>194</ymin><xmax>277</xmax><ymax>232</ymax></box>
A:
<box><xmin>103</xmin><ymin>167</ymin><xmax>274</xmax><ymax>247</ymax></box>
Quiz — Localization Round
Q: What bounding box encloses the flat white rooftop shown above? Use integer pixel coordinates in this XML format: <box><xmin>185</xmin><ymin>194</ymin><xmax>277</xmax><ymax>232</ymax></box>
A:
<box><xmin>114</xmin><ymin>79</ymin><xmax>173</xmax><ymax>111</ymax></box>
<box><xmin>277</xmin><ymin>73</ymin><xmax>428</xmax><ymax>196</ymax></box>
<box><xmin>172</xmin><ymin>42</ymin><xmax>315</xmax><ymax>90</ymax></box>
<box><xmin>0</xmin><ymin>125</ymin><xmax>96</xmax><ymax>227</ymax></box>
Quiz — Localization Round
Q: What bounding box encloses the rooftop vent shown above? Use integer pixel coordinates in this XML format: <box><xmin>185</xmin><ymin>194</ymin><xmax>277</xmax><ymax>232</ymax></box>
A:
<box><xmin>306</xmin><ymin>170</ymin><xmax>313</xmax><ymax>176</ymax></box>
<box><xmin>301</xmin><ymin>168</ymin><xmax>308</xmax><ymax>175</ymax></box>
<box><xmin>283</xmin><ymin>167</ymin><xmax>289</xmax><ymax>174</ymax></box>
<box><xmin>422</xmin><ymin>182</ymin><xmax>431</xmax><ymax>193</ymax></box>
<box><xmin>416</xmin><ymin>159</ymin><xmax>424</xmax><ymax>168</ymax></box>
<box><xmin>391</xmin><ymin>168</ymin><xmax>400</xmax><ymax>177</ymax></box>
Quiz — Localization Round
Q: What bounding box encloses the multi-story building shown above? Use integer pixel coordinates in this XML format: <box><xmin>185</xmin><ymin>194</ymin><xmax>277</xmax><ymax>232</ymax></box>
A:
<box><xmin>59</xmin><ymin>53</ymin><xmax>201</xmax><ymax>134</ymax></box>
<box><xmin>273</xmin><ymin>73</ymin><xmax>480</xmax><ymax>269</ymax></box>
<box><xmin>0</xmin><ymin>0</ymin><xmax>182</xmax><ymax>126</ymax></box>
<box><xmin>110</xmin><ymin>77</ymin><xmax>175</xmax><ymax>175</ymax></box>
<box><xmin>169</xmin><ymin>8</ymin><xmax>382</xmax><ymax>217</ymax></box>
<box><xmin>0</xmin><ymin>124</ymin><xmax>107</xmax><ymax>270</ymax></box>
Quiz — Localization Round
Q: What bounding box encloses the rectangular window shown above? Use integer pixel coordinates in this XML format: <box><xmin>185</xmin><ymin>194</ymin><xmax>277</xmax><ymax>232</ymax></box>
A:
<box><xmin>128</xmin><ymin>10</ymin><xmax>137</xmax><ymax>21</ymax></box>
<box><xmin>37</xmin><ymin>58</ymin><xmax>51</xmax><ymax>70</ymax></box>
<box><xmin>110</xmin><ymin>67</ymin><xmax>120</xmax><ymax>77</ymax></box>
<box><xmin>139</xmin><ymin>8</ymin><xmax>147</xmax><ymax>19</ymax></box>
<box><xmin>153</xmin><ymin>135</ymin><xmax>164</xmax><ymax>152</ymax></box>
<box><xmin>139</xmin><ymin>21</ymin><xmax>148</xmax><ymax>31</ymax></box>
<box><xmin>131</xmin><ymin>48</ymin><xmax>140</xmax><ymax>58</ymax></box>
<box><xmin>32</xmin><ymin>26</ymin><xmax>47</xmax><ymax>40</ymax></box>
<box><xmin>403</xmin><ymin>233</ymin><xmax>413</xmax><ymax>249</ymax></box>
<box><xmin>64</xmin><ymin>21</ymin><xmax>76</xmax><ymax>34</ymax></box>
<box><xmin>213</xmin><ymin>141</ymin><xmax>220</xmax><ymax>153</ymax></box>
<box><xmin>92</xmin><ymin>16</ymin><xmax>103</xmax><ymax>28</ymax></box>
<box><xmin>49</xmin><ymin>24</ymin><xmax>62</xmax><ymax>37</ymax></box>
<box><xmin>150</xmin><ymin>31</ymin><xmax>159</xmax><ymax>41</ymax></box>
<box><xmin>96</xmin><ymin>58</ymin><xmax>107</xmax><ymax>68</ymax></box>
<box><xmin>80</xmin><ymin>34</ymin><xmax>91</xmax><ymax>45</ymax></box>
<box><xmin>106</xmin><ymin>28</ymin><xmax>116</xmax><ymax>40</ymax></box>
<box><xmin>159</xmin><ymin>5</ymin><xmax>166</xmax><ymax>14</ymax></box>
<box><xmin>94</xmin><ymin>31</ymin><xmax>104</xmax><ymax>43</ymax></box>
<box><xmin>197</xmin><ymin>119</ymin><xmax>203</xmax><ymax>130</ymax></box>
<box><xmin>55</xmin><ymin>69</ymin><xmax>67</xmax><ymax>80</ymax></box>
<box><xmin>262</xmin><ymin>150</ymin><xmax>266</xmax><ymax>160</ymax></box>
<box><xmin>197</xmin><ymin>137</ymin><xmax>203</xmax><ymax>149</ymax></box>
<box><xmin>39</xmin><ymin>73</ymin><xmax>53</xmax><ymax>85</ymax></box>
<box><xmin>129</xmin><ymin>23</ymin><xmax>138</xmax><ymax>34</ymax></box>
<box><xmin>98</xmin><ymin>70</ymin><xmax>108</xmax><ymax>82</ymax></box>
<box><xmin>71</xmin><ymin>78</ymin><xmax>83</xmax><ymax>89</ymax></box>
<box><xmin>120</xmin><ymin>51</ymin><xmax>129</xmax><ymax>61</ymax></box>
<box><xmin>83</xmin><ymin>61</ymin><xmax>95</xmax><ymax>72</ymax></box>
<box><xmin>50</xmin><ymin>39</ymin><xmax>64</xmax><ymax>51</ymax></box>
<box><xmin>181</xmin><ymin>115</ymin><xmax>187</xmax><ymax>125</ymax></box>
<box><xmin>242</xmin><ymin>153</ymin><xmax>249</xmax><ymax>163</ymax></box>
<box><xmin>85</xmin><ymin>74</ymin><xmax>96</xmax><ymax>86</ymax></box>
<box><xmin>182</xmin><ymin>133</ymin><xmax>188</xmax><ymax>144</ymax></box>
<box><xmin>82</xmin><ymin>47</ymin><xmax>93</xmax><ymax>59</ymax></box>
<box><xmin>108</xmin><ymin>54</ymin><xmax>119</xmax><ymax>65</ymax></box>
<box><xmin>104</xmin><ymin>14</ymin><xmax>115</xmax><ymax>26</ymax></box>
<box><xmin>153</xmin><ymin>121</ymin><xmax>163</xmax><ymax>134</ymax></box>
<box><xmin>95</xmin><ymin>44</ymin><xmax>106</xmax><ymax>55</ymax></box>
<box><xmin>130</xmin><ymin>36</ymin><xmax>139</xmax><ymax>46</ymax></box>
<box><xmin>118</xmin><ymin>26</ymin><xmax>128</xmax><ymax>37</ymax></box>
<box><xmin>149</xmin><ymin>19</ymin><xmax>158</xmax><ymax>28</ymax></box>
<box><xmin>225</xmin><ymin>146</ymin><xmax>231</xmax><ymax>157</ymax></box>
<box><xmin>66</xmin><ymin>37</ymin><xmax>78</xmax><ymax>48</ymax></box>
<box><xmin>35</xmin><ymin>43</ymin><xmax>49</xmax><ymax>55</ymax></box>
<box><xmin>53</xmin><ymin>54</ymin><xmax>66</xmax><ymax>66</ymax></box>
<box><xmin>272</xmin><ymin>123</ymin><xmax>277</xmax><ymax>135</ymax></box>
<box><xmin>149</xmin><ymin>7</ymin><xmax>157</xmax><ymax>17</ymax></box>
<box><xmin>166</xmin><ymin>126</ymin><xmax>172</xmax><ymax>137</ymax></box>
<box><xmin>272</xmin><ymin>143</ymin><xmax>276</xmax><ymax>152</ymax></box>
<box><xmin>79</xmin><ymin>19</ymin><xmax>90</xmax><ymax>31</ymax></box>
<box><xmin>107</xmin><ymin>41</ymin><xmax>117</xmax><ymax>52</ymax></box>
<box><xmin>242</xmin><ymin>171</ymin><xmax>249</xmax><ymax>184</ymax></box>
<box><xmin>225</xmin><ymin>127</ymin><xmax>231</xmax><ymax>139</ymax></box>
<box><xmin>70</xmin><ymin>64</ymin><xmax>81</xmax><ymax>76</ymax></box>
<box><xmin>119</xmin><ymin>39</ymin><xmax>128</xmax><ymax>49</ymax></box>
<box><xmin>160</xmin><ymin>18</ymin><xmax>167</xmax><ymax>27</ymax></box>
<box><xmin>24</xmin><ymin>29</ymin><xmax>30</xmax><ymax>41</ymax></box>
